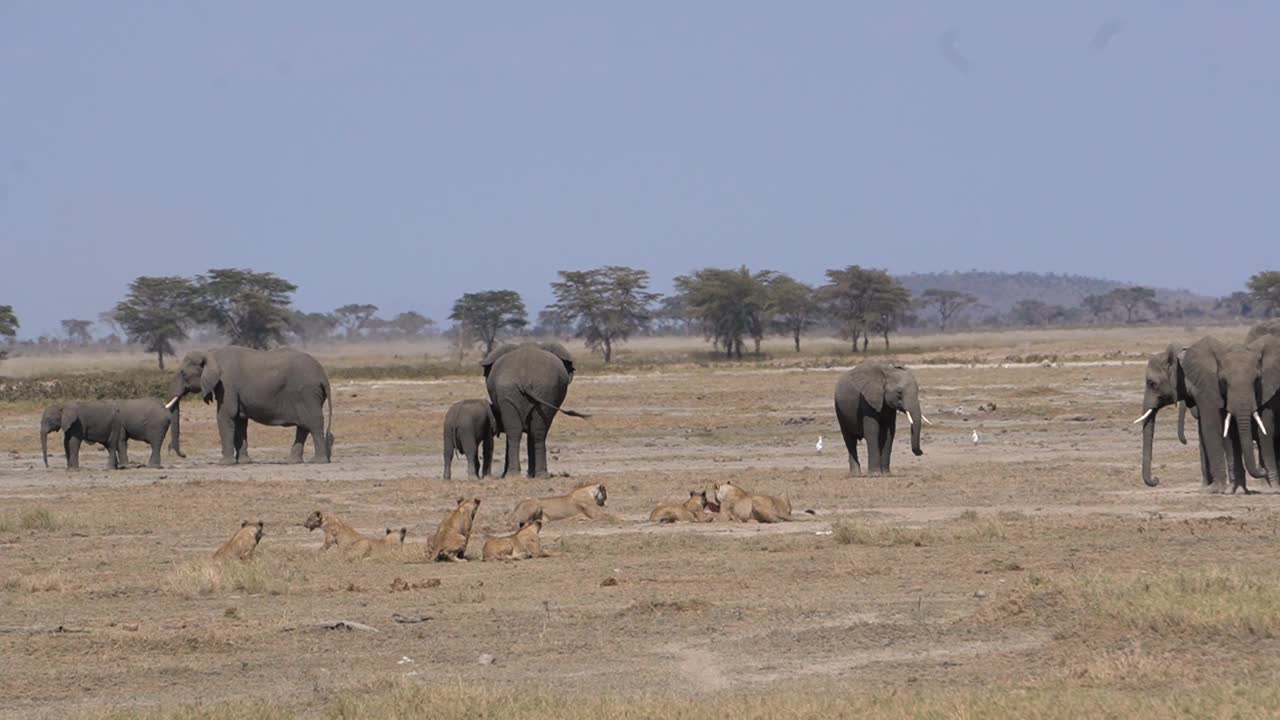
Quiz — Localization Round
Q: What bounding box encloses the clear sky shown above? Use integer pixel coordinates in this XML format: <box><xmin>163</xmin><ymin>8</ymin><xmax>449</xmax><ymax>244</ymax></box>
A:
<box><xmin>2</xmin><ymin>2</ymin><xmax>1277</xmax><ymax>338</ymax></box>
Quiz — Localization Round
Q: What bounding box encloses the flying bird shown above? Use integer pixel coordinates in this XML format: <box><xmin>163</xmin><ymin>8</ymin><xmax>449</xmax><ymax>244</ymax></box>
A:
<box><xmin>815</xmin><ymin>435</ymin><xmax>824</xmax><ymax>453</ymax></box>
<box><xmin>1091</xmin><ymin>20</ymin><xmax>1124</xmax><ymax>50</ymax></box>
<box><xmin>938</xmin><ymin>30</ymin><xmax>971</xmax><ymax>75</ymax></box>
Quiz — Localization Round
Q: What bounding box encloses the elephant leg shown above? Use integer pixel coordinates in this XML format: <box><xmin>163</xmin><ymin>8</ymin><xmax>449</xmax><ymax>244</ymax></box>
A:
<box><xmin>1260</xmin><ymin>407</ymin><xmax>1278</xmax><ymax>489</ymax></box>
<box><xmin>882</xmin><ymin>417</ymin><xmax>896</xmax><ymax>475</ymax></box>
<box><xmin>234</xmin><ymin>417</ymin><xmax>253</xmax><ymax>464</ymax></box>
<box><xmin>863</xmin><ymin>415</ymin><xmax>883</xmax><ymax>476</ymax></box>
<box><xmin>290</xmin><ymin>427</ymin><xmax>307</xmax><ymax>464</ymax></box>
<box><xmin>462</xmin><ymin>434</ymin><xmax>480</xmax><ymax>480</ymax></box>
<box><xmin>66</xmin><ymin>434</ymin><xmax>81</xmax><ymax>470</ymax></box>
<box><xmin>299</xmin><ymin>403</ymin><xmax>328</xmax><ymax>464</ymax></box>
<box><xmin>1198</xmin><ymin>414</ymin><xmax>1229</xmax><ymax>493</ymax></box>
<box><xmin>481</xmin><ymin>434</ymin><xmax>494</xmax><ymax>478</ymax></box>
<box><xmin>215</xmin><ymin>407</ymin><xmax>238</xmax><ymax>464</ymax></box>
<box><xmin>147</xmin><ymin>439</ymin><xmax>162</xmax><ymax>468</ymax></box>
<box><xmin>442</xmin><ymin>427</ymin><xmax>454</xmax><ymax>480</ymax></box>
<box><xmin>844</xmin><ymin>432</ymin><xmax>862</xmax><ymax>476</ymax></box>
<box><xmin>118</xmin><ymin>440</ymin><xmax>130</xmax><ymax>468</ymax></box>
<box><xmin>498</xmin><ymin>403</ymin><xmax>523</xmax><ymax>478</ymax></box>
<box><xmin>1198</xmin><ymin>433</ymin><xmax>1211</xmax><ymax>487</ymax></box>
<box><xmin>1227</xmin><ymin>426</ymin><xmax>1252</xmax><ymax>495</ymax></box>
<box><xmin>528</xmin><ymin>411</ymin><xmax>553</xmax><ymax>479</ymax></box>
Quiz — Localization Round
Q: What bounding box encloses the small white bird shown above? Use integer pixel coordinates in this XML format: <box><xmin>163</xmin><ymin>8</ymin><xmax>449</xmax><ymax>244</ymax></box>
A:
<box><xmin>815</xmin><ymin>435</ymin><xmax>824</xmax><ymax>453</ymax></box>
<box><xmin>972</xmin><ymin>429</ymin><xmax>980</xmax><ymax>445</ymax></box>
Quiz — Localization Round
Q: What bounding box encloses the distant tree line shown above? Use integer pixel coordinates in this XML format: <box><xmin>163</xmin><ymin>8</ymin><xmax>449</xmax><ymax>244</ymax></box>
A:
<box><xmin>4</xmin><ymin>269</ymin><xmax>1280</xmax><ymax>368</ymax></box>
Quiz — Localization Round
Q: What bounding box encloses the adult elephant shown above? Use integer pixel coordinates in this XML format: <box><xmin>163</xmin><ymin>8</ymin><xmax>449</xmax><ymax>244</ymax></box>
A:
<box><xmin>482</xmin><ymin>342</ymin><xmax>589</xmax><ymax>479</ymax></box>
<box><xmin>166</xmin><ymin>347</ymin><xmax>334</xmax><ymax>464</ymax></box>
<box><xmin>1137</xmin><ymin>337</ymin><xmax>1266</xmax><ymax>492</ymax></box>
<box><xmin>1248</xmin><ymin>334</ymin><xmax>1280</xmax><ymax>488</ymax></box>
<box><xmin>834</xmin><ymin>363</ymin><xmax>927</xmax><ymax>476</ymax></box>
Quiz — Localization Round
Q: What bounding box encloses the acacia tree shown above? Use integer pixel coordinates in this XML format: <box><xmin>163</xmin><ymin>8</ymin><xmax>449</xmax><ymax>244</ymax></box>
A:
<box><xmin>674</xmin><ymin>267</ymin><xmax>770</xmax><ymax>359</ymax></box>
<box><xmin>449</xmin><ymin>290</ymin><xmax>528</xmax><ymax>356</ymax></box>
<box><xmin>547</xmin><ymin>266</ymin><xmax>659</xmax><ymax>362</ymax></box>
<box><xmin>61</xmin><ymin>319</ymin><xmax>93</xmax><ymax>345</ymax></box>
<box><xmin>113</xmin><ymin>276</ymin><xmax>197</xmax><ymax>369</ymax></box>
<box><xmin>1106</xmin><ymin>286</ymin><xmax>1159</xmax><ymax>323</ymax></box>
<box><xmin>1081</xmin><ymin>294</ymin><xmax>1113</xmax><ymax>322</ymax></box>
<box><xmin>820</xmin><ymin>266</ymin><xmax>909</xmax><ymax>352</ymax></box>
<box><xmin>191</xmin><ymin>268</ymin><xmax>297</xmax><ymax>349</ymax></box>
<box><xmin>0</xmin><ymin>305</ymin><xmax>18</xmax><ymax>339</ymax></box>
<box><xmin>918</xmin><ymin>289</ymin><xmax>978</xmax><ymax>331</ymax></box>
<box><xmin>334</xmin><ymin>303</ymin><xmax>380</xmax><ymax>339</ymax></box>
<box><xmin>1248</xmin><ymin>271</ymin><xmax>1280</xmax><ymax>317</ymax></box>
<box><xmin>287</xmin><ymin>311</ymin><xmax>338</xmax><ymax>346</ymax></box>
<box><xmin>391</xmin><ymin>311</ymin><xmax>434</xmax><ymax>337</ymax></box>
<box><xmin>766</xmin><ymin>274</ymin><xmax>815</xmax><ymax>352</ymax></box>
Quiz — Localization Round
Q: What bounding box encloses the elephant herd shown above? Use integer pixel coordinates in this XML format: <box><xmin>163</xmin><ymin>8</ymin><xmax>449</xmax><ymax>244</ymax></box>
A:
<box><xmin>1138</xmin><ymin>326</ymin><xmax>1280</xmax><ymax>493</ymax></box>
<box><xmin>40</xmin><ymin>329</ymin><xmax>1280</xmax><ymax>497</ymax></box>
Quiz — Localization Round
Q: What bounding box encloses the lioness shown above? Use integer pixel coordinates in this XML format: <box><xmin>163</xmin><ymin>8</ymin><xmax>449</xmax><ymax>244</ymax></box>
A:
<box><xmin>377</xmin><ymin>527</ymin><xmax>407</xmax><ymax>545</ymax></box>
<box><xmin>428</xmin><ymin>497</ymin><xmax>481</xmax><ymax>562</ymax></box>
<box><xmin>649</xmin><ymin>490</ymin><xmax>715</xmax><ymax>523</ymax></box>
<box><xmin>714</xmin><ymin>482</ymin><xmax>796</xmax><ymax>523</ymax></box>
<box><xmin>482</xmin><ymin>510</ymin><xmax>548</xmax><ymax>561</ymax></box>
<box><xmin>511</xmin><ymin>483</ymin><xmax>608</xmax><ymax>527</ymax></box>
<box><xmin>213</xmin><ymin>520</ymin><xmax>263</xmax><ymax>561</ymax></box>
<box><xmin>302</xmin><ymin>510</ymin><xmax>372</xmax><ymax>550</ymax></box>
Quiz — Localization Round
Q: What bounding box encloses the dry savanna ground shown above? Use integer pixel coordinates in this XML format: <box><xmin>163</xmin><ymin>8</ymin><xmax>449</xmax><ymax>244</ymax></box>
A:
<box><xmin>3</xmin><ymin>325</ymin><xmax>1280</xmax><ymax>719</ymax></box>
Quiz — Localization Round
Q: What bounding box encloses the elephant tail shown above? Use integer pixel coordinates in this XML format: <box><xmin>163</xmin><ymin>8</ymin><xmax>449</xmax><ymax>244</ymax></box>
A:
<box><xmin>518</xmin><ymin>386</ymin><xmax>591</xmax><ymax>419</ymax></box>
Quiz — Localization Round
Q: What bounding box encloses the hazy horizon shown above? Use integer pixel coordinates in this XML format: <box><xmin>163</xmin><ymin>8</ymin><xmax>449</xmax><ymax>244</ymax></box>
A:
<box><xmin>4</xmin><ymin>2</ymin><xmax>1277</xmax><ymax>338</ymax></box>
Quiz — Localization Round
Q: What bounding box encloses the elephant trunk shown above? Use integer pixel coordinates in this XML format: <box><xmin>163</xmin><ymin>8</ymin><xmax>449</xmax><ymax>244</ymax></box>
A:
<box><xmin>1141</xmin><ymin>407</ymin><xmax>1159</xmax><ymax>487</ymax></box>
<box><xmin>169</xmin><ymin>399</ymin><xmax>185</xmax><ymax>458</ymax></box>
<box><xmin>1176</xmin><ymin>400</ymin><xmax>1188</xmax><ymax>445</ymax></box>
<box><xmin>1228</xmin><ymin>402</ymin><xmax>1268</xmax><ymax>480</ymax></box>
<box><xmin>906</xmin><ymin>392</ymin><xmax>923</xmax><ymax>457</ymax></box>
<box><xmin>41</xmin><ymin>420</ymin><xmax>51</xmax><ymax>468</ymax></box>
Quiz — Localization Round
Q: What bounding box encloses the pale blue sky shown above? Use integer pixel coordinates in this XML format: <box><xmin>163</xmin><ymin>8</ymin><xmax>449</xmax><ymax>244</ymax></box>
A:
<box><xmin>2</xmin><ymin>2</ymin><xmax>1277</xmax><ymax>337</ymax></box>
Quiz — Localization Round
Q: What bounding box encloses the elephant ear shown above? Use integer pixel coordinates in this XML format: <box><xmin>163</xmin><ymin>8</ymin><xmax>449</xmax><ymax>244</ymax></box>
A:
<box><xmin>60</xmin><ymin>403</ymin><xmax>79</xmax><ymax>432</ymax></box>
<box><xmin>1256</xmin><ymin>337</ymin><xmax>1280</xmax><ymax>403</ymax></box>
<box><xmin>199</xmin><ymin>353</ymin><xmax>222</xmax><ymax>401</ymax></box>
<box><xmin>848</xmin><ymin>365</ymin><xmax>887</xmax><ymax>412</ymax></box>
<box><xmin>538</xmin><ymin>342</ymin><xmax>576</xmax><ymax>376</ymax></box>
<box><xmin>480</xmin><ymin>344</ymin><xmax>518</xmax><ymax>378</ymax></box>
<box><xmin>1182</xmin><ymin>337</ymin><xmax>1224</xmax><ymax>411</ymax></box>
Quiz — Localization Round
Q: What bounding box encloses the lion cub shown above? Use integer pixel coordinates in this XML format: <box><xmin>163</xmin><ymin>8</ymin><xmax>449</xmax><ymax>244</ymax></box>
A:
<box><xmin>212</xmin><ymin>520</ymin><xmax>263</xmax><ymax>561</ymax></box>
<box><xmin>428</xmin><ymin>497</ymin><xmax>481</xmax><ymax>562</ymax></box>
<box><xmin>649</xmin><ymin>490</ymin><xmax>715</xmax><ymax>523</ymax></box>
<box><xmin>714</xmin><ymin>482</ymin><xmax>795</xmax><ymax>523</ymax></box>
<box><xmin>482</xmin><ymin>509</ymin><xmax>548</xmax><ymax>561</ymax></box>
<box><xmin>511</xmin><ymin>483</ymin><xmax>608</xmax><ymax>527</ymax></box>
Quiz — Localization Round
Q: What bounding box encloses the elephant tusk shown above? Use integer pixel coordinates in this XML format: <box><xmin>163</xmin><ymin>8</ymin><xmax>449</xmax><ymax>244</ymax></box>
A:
<box><xmin>1223</xmin><ymin>414</ymin><xmax>1232</xmax><ymax>439</ymax></box>
<box><xmin>921</xmin><ymin>414</ymin><xmax>933</xmax><ymax>425</ymax></box>
<box><xmin>164</xmin><ymin>396</ymin><xmax>181</xmax><ymax>411</ymax></box>
<box><xmin>905</xmin><ymin>411</ymin><xmax>914</xmax><ymax>426</ymax></box>
<box><xmin>1132</xmin><ymin>409</ymin><xmax>1154</xmax><ymax>425</ymax></box>
<box><xmin>1255</xmin><ymin>412</ymin><xmax>1268</xmax><ymax>436</ymax></box>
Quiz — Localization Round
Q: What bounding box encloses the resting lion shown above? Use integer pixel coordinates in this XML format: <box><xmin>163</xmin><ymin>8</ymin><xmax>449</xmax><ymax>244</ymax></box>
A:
<box><xmin>212</xmin><ymin>520</ymin><xmax>263</xmax><ymax>561</ymax></box>
<box><xmin>377</xmin><ymin>527</ymin><xmax>407</xmax><ymax>545</ymax></box>
<box><xmin>303</xmin><ymin>510</ymin><xmax>393</xmax><ymax>558</ymax></box>
<box><xmin>713</xmin><ymin>482</ymin><xmax>801</xmax><ymax>523</ymax></box>
<box><xmin>511</xmin><ymin>483</ymin><xmax>608</xmax><ymax>527</ymax></box>
<box><xmin>482</xmin><ymin>510</ymin><xmax>549</xmax><ymax>561</ymax></box>
<box><xmin>427</xmin><ymin>497</ymin><xmax>480</xmax><ymax>562</ymax></box>
<box><xmin>649</xmin><ymin>490</ymin><xmax>716</xmax><ymax>523</ymax></box>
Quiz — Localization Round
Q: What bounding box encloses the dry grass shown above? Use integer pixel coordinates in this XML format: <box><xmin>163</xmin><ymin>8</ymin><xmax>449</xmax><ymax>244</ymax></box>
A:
<box><xmin>2</xmin><ymin>569</ymin><xmax>71</xmax><ymax>593</ymax></box>
<box><xmin>164</xmin><ymin>558</ymin><xmax>281</xmax><ymax>597</ymax></box>
<box><xmin>0</xmin><ymin>507</ymin><xmax>60</xmax><ymax>532</ymax></box>
<box><xmin>833</xmin><ymin>522</ymin><xmax>932</xmax><ymax>547</ymax></box>
<box><xmin>79</xmin><ymin>681</ymin><xmax>1280</xmax><ymax>719</ymax></box>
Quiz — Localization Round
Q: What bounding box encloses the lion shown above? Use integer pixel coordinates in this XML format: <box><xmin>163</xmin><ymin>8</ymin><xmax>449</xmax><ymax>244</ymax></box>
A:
<box><xmin>303</xmin><ymin>510</ymin><xmax>393</xmax><ymax>558</ymax></box>
<box><xmin>212</xmin><ymin>520</ymin><xmax>263</xmax><ymax>561</ymax></box>
<box><xmin>511</xmin><ymin>483</ymin><xmax>608</xmax><ymax>527</ymax></box>
<box><xmin>427</xmin><ymin>497</ymin><xmax>481</xmax><ymax>562</ymax></box>
<box><xmin>713</xmin><ymin>482</ymin><xmax>799</xmax><ymax>523</ymax></box>
<box><xmin>648</xmin><ymin>490</ymin><xmax>716</xmax><ymax>523</ymax></box>
<box><xmin>482</xmin><ymin>509</ymin><xmax>549</xmax><ymax>561</ymax></box>
<box><xmin>376</xmin><ymin>527</ymin><xmax>407</xmax><ymax>545</ymax></box>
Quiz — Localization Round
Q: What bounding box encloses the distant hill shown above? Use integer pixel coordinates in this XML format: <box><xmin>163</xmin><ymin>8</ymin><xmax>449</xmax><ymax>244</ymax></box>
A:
<box><xmin>894</xmin><ymin>271</ymin><xmax>1215</xmax><ymax>315</ymax></box>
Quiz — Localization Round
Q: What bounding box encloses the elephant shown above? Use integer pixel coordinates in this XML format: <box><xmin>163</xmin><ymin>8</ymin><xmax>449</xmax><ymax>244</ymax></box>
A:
<box><xmin>1247</xmin><ymin>334</ymin><xmax>1280</xmax><ymax>488</ymax></box>
<box><xmin>482</xmin><ymin>342</ymin><xmax>589</xmax><ymax>479</ymax></box>
<box><xmin>833</xmin><ymin>363</ymin><xmax>926</xmax><ymax>476</ymax></box>
<box><xmin>167</xmin><ymin>347</ymin><xmax>335</xmax><ymax>464</ymax></box>
<box><xmin>442</xmin><ymin>399</ymin><xmax>499</xmax><ymax>480</ymax></box>
<box><xmin>1137</xmin><ymin>337</ymin><xmax>1267</xmax><ymax>492</ymax></box>
<box><xmin>40</xmin><ymin>401</ymin><xmax>124</xmax><ymax>470</ymax></box>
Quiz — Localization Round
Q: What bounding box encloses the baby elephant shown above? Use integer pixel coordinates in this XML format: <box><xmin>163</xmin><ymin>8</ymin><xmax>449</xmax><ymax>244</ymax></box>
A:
<box><xmin>443</xmin><ymin>399</ymin><xmax>499</xmax><ymax>480</ymax></box>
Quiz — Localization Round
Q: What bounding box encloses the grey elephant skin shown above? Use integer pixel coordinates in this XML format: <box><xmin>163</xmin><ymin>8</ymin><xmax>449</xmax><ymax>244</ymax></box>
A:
<box><xmin>443</xmin><ymin>399</ymin><xmax>499</xmax><ymax>480</ymax></box>
<box><xmin>1247</xmin><ymin>335</ymin><xmax>1280</xmax><ymax>488</ymax></box>
<box><xmin>1138</xmin><ymin>337</ymin><xmax>1267</xmax><ymax>492</ymax></box>
<box><xmin>169</xmin><ymin>347</ymin><xmax>335</xmax><ymax>464</ymax></box>
<box><xmin>482</xmin><ymin>342</ymin><xmax>589</xmax><ymax>479</ymax></box>
<box><xmin>41</xmin><ymin>401</ymin><xmax>125</xmax><ymax>470</ymax></box>
<box><xmin>834</xmin><ymin>363</ymin><xmax>925</xmax><ymax>476</ymax></box>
